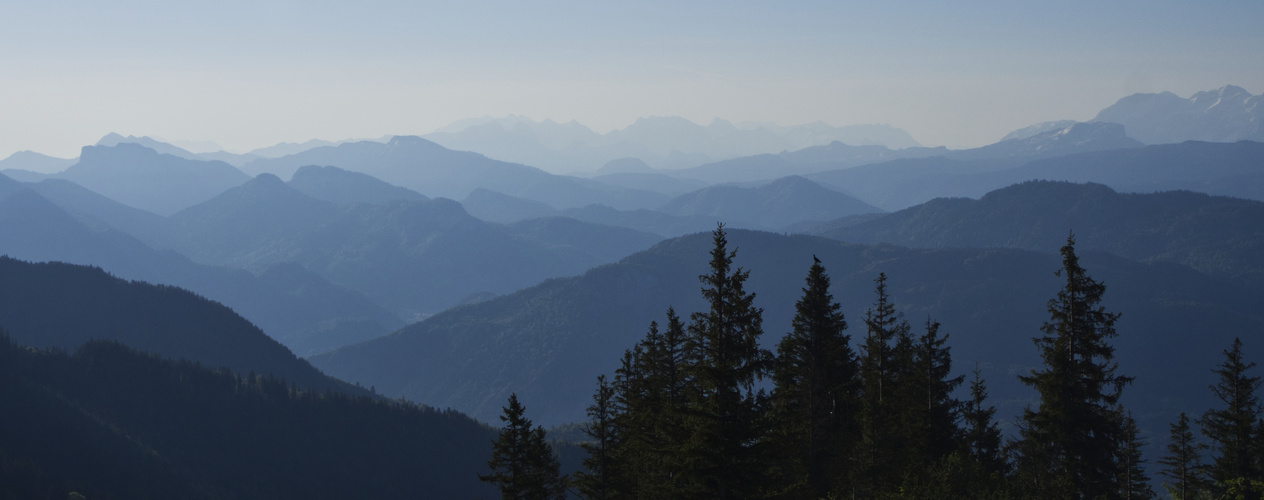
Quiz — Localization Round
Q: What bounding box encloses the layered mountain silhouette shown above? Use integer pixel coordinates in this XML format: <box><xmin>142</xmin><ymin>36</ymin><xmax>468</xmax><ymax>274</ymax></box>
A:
<box><xmin>463</xmin><ymin>175</ymin><xmax>879</xmax><ymax>236</ymax></box>
<box><xmin>287</xmin><ymin>165</ymin><xmax>427</xmax><ymax>205</ymax></box>
<box><xmin>0</xmin><ymin>150</ymin><xmax>76</xmax><ymax>175</ymax></box>
<box><xmin>657</xmin><ymin>176</ymin><xmax>882</xmax><ymax>231</ymax></box>
<box><xmin>0</xmin><ymin>179</ymin><xmax>401</xmax><ymax>356</ymax></box>
<box><xmin>53</xmin><ymin>142</ymin><xmax>251</xmax><ymax>215</ymax></box>
<box><xmin>311</xmin><ymin>229</ymin><xmax>1264</xmax><ymax>427</ymax></box>
<box><xmin>425</xmin><ymin>115</ymin><xmax>921</xmax><ymax>174</ymax></box>
<box><xmin>241</xmin><ymin>135</ymin><xmax>668</xmax><ymax>210</ymax></box>
<box><xmin>945</xmin><ymin>122</ymin><xmax>1142</xmax><ymax>161</ymax></box>
<box><xmin>668</xmin><ymin>121</ymin><xmax>1140</xmax><ymax>185</ymax></box>
<box><xmin>808</xmin><ymin>139</ymin><xmax>1264</xmax><ymax>210</ymax></box>
<box><xmin>158</xmin><ymin>173</ymin><xmax>664</xmax><ymax>318</ymax></box>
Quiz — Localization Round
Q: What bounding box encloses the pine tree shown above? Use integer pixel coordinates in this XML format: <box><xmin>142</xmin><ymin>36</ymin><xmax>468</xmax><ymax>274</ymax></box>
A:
<box><xmin>575</xmin><ymin>375</ymin><xmax>622</xmax><ymax>500</ymax></box>
<box><xmin>681</xmin><ymin>224</ymin><xmax>771</xmax><ymax>499</ymax></box>
<box><xmin>1118</xmin><ymin>413</ymin><xmax>1156</xmax><ymax>499</ymax></box>
<box><xmin>480</xmin><ymin>393</ymin><xmax>566</xmax><ymax>500</ymax></box>
<box><xmin>1200</xmin><ymin>337</ymin><xmax>1262</xmax><ymax>496</ymax></box>
<box><xmin>611</xmin><ymin>310</ymin><xmax>694</xmax><ymax>497</ymax></box>
<box><xmin>906</xmin><ymin>317</ymin><xmax>964</xmax><ymax>466</ymax></box>
<box><xmin>768</xmin><ymin>257</ymin><xmax>859</xmax><ymax>499</ymax></box>
<box><xmin>855</xmin><ymin>272</ymin><xmax>911</xmax><ymax>495</ymax></box>
<box><xmin>1159</xmin><ymin>412</ymin><xmax>1211</xmax><ymax>500</ymax></box>
<box><xmin>963</xmin><ymin>366</ymin><xmax>1004</xmax><ymax>475</ymax></box>
<box><xmin>1014</xmin><ymin>234</ymin><xmax>1132</xmax><ymax>499</ymax></box>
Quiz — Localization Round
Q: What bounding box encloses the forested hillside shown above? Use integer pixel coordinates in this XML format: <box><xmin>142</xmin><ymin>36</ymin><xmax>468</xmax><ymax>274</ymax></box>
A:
<box><xmin>0</xmin><ymin>336</ymin><xmax>496</xmax><ymax>499</ymax></box>
<box><xmin>0</xmin><ymin>256</ymin><xmax>361</xmax><ymax>394</ymax></box>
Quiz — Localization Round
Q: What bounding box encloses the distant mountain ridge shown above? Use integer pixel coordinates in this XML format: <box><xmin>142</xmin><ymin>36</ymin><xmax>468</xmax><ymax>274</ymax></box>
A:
<box><xmin>158</xmin><ymin>173</ymin><xmax>664</xmax><ymax>319</ymax></box>
<box><xmin>287</xmin><ymin>165</ymin><xmax>428</xmax><ymax>205</ymax></box>
<box><xmin>241</xmin><ymin>135</ymin><xmax>669</xmax><ymax>210</ymax></box>
<box><xmin>807</xmin><ymin>139</ymin><xmax>1264</xmax><ymax>211</ymax></box>
<box><xmin>55</xmin><ymin>142</ymin><xmax>252</xmax><ymax>215</ymax></box>
<box><xmin>424</xmin><ymin>115</ymin><xmax>921</xmax><ymax>173</ymax></box>
<box><xmin>0</xmin><ymin>178</ymin><xmax>403</xmax><ymax>356</ymax></box>
<box><xmin>1093</xmin><ymin>85</ymin><xmax>1263</xmax><ymax>144</ymax></box>
<box><xmin>462</xmin><ymin>175</ymin><xmax>880</xmax><ymax>236</ymax></box>
<box><xmin>657</xmin><ymin>175</ymin><xmax>883</xmax><ymax>231</ymax></box>
<box><xmin>667</xmin><ymin>121</ymin><xmax>1142</xmax><ymax>186</ymax></box>
<box><xmin>0</xmin><ymin>150</ymin><xmax>76</xmax><ymax>175</ymax></box>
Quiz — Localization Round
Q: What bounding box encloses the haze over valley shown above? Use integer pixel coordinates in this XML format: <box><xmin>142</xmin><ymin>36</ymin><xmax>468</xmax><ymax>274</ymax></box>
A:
<box><xmin>4</xmin><ymin>1</ymin><xmax>1264</xmax><ymax>497</ymax></box>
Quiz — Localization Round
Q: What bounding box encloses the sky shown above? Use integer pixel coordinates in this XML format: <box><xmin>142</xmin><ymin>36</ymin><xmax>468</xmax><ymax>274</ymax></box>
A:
<box><xmin>2</xmin><ymin>0</ymin><xmax>1262</xmax><ymax>159</ymax></box>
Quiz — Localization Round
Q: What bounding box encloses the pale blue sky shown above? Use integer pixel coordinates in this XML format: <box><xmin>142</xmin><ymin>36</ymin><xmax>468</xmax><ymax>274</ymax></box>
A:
<box><xmin>2</xmin><ymin>0</ymin><xmax>1262</xmax><ymax>158</ymax></box>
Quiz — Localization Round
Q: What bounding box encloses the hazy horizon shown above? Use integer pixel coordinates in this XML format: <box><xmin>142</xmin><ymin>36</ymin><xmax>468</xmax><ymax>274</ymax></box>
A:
<box><xmin>3</xmin><ymin>0</ymin><xmax>1262</xmax><ymax>159</ymax></box>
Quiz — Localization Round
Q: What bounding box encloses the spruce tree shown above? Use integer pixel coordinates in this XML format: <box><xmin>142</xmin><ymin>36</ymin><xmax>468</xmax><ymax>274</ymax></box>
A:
<box><xmin>768</xmin><ymin>257</ymin><xmax>859</xmax><ymax>499</ymax></box>
<box><xmin>1118</xmin><ymin>413</ymin><xmax>1156</xmax><ymax>499</ymax></box>
<box><xmin>855</xmin><ymin>272</ymin><xmax>911</xmax><ymax>495</ymax></box>
<box><xmin>963</xmin><ymin>366</ymin><xmax>1004</xmax><ymax>475</ymax></box>
<box><xmin>681</xmin><ymin>224</ymin><xmax>771</xmax><ymax>500</ymax></box>
<box><xmin>1159</xmin><ymin>412</ymin><xmax>1211</xmax><ymax>500</ymax></box>
<box><xmin>1014</xmin><ymin>234</ymin><xmax>1132</xmax><ymax>499</ymax></box>
<box><xmin>906</xmin><ymin>318</ymin><xmax>964</xmax><ymax>466</ymax></box>
<box><xmin>1200</xmin><ymin>337</ymin><xmax>1262</xmax><ymax>496</ymax></box>
<box><xmin>575</xmin><ymin>375</ymin><xmax>622</xmax><ymax>500</ymax></box>
<box><xmin>480</xmin><ymin>393</ymin><xmax>566</xmax><ymax>500</ymax></box>
<box><xmin>612</xmin><ymin>310</ymin><xmax>693</xmax><ymax>497</ymax></box>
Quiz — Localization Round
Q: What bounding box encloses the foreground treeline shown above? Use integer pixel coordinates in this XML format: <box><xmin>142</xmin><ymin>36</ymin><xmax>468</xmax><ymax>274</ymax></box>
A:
<box><xmin>0</xmin><ymin>335</ymin><xmax>496</xmax><ymax>500</ymax></box>
<box><xmin>482</xmin><ymin>226</ymin><xmax>1264</xmax><ymax>499</ymax></box>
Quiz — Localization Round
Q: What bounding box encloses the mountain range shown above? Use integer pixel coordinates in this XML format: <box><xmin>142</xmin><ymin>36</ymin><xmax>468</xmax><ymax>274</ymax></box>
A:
<box><xmin>424</xmin><ymin>115</ymin><xmax>922</xmax><ymax>174</ymax></box>
<box><xmin>240</xmin><ymin>135</ymin><xmax>669</xmax><ymax>210</ymax></box>
<box><xmin>17</xmin><ymin>142</ymin><xmax>252</xmax><ymax>215</ymax></box>
<box><xmin>156</xmin><ymin>172</ymin><xmax>664</xmax><ymax>319</ymax></box>
<box><xmin>1093</xmin><ymin>85</ymin><xmax>1263</xmax><ymax>144</ymax></box>
<box><xmin>806</xmin><ymin>139</ymin><xmax>1264</xmax><ymax>211</ymax></box>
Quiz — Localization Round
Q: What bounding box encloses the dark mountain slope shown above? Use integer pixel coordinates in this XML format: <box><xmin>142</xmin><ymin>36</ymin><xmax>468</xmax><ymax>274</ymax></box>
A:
<box><xmin>0</xmin><ymin>256</ymin><xmax>360</xmax><ymax>394</ymax></box>
<box><xmin>311</xmin><ymin>230</ymin><xmax>1264</xmax><ymax>427</ymax></box>
<box><xmin>816</xmin><ymin>181</ymin><xmax>1264</xmax><ymax>285</ymax></box>
<box><xmin>0</xmin><ymin>337</ymin><xmax>495</xmax><ymax>499</ymax></box>
<box><xmin>658</xmin><ymin>175</ymin><xmax>883</xmax><ymax>230</ymax></box>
